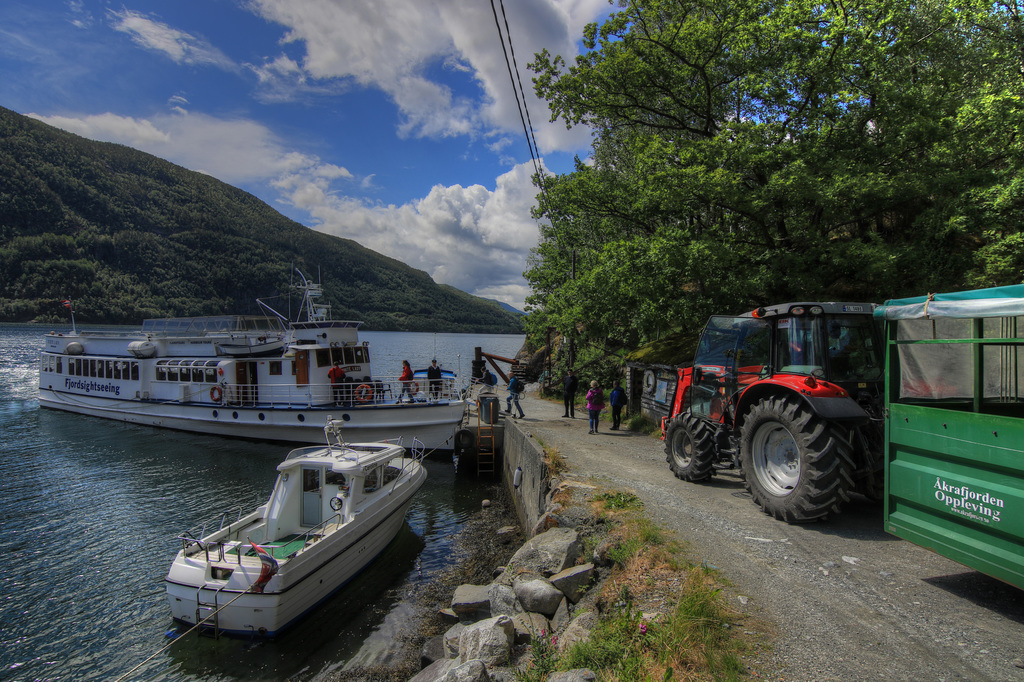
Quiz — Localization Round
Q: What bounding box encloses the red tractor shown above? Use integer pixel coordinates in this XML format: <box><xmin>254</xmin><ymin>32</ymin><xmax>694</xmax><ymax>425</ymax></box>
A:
<box><xmin>662</xmin><ymin>302</ymin><xmax>884</xmax><ymax>523</ymax></box>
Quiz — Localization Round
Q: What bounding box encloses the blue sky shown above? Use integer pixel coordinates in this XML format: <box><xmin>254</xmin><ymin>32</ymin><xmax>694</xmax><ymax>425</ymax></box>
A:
<box><xmin>1</xmin><ymin>0</ymin><xmax>611</xmax><ymax>311</ymax></box>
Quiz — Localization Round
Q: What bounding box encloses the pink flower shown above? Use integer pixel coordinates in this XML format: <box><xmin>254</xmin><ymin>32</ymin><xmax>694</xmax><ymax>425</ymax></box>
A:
<box><xmin>639</xmin><ymin>623</ymin><xmax>648</xmax><ymax>635</ymax></box>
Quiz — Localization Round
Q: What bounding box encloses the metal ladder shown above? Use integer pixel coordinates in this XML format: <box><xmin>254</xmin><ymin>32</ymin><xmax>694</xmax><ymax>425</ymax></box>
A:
<box><xmin>477</xmin><ymin>403</ymin><xmax>496</xmax><ymax>477</ymax></box>
<box><xmin>195</xmin><ymin>584</ymin><xmax>228</xmax><ymax>638</ymax></box>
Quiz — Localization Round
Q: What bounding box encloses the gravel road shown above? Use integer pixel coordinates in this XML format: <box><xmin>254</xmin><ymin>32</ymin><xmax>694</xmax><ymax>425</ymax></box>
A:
<box><xmin>513</xmin><ymin>388</ymin><xmax>1024</xmax><ymax>682</ymax></box>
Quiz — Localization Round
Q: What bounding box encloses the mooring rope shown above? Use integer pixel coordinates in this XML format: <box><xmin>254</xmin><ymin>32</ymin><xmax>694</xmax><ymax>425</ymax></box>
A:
<box><xmin>113</xmin><ymin>587</ymin><xmax>255</xmax><ymax>682</ymax></box>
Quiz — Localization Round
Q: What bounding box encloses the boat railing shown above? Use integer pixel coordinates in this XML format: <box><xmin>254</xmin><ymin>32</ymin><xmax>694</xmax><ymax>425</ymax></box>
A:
<box><xmin>216</xmin><ymin>376</ymin><xmax>462</xmax><ymax>408</ymax></box>
<box><xmin>176</xmin><ymin>504</ymin><xmax>263</xmax><ymax>558</ymax></box>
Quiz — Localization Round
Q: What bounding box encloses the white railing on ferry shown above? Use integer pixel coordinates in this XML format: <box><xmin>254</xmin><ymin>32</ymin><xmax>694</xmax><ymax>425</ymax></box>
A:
<box><xmin>202</xmin><ymin>376</ymin><xmax>461</xmax><ymax>407</ymax></box>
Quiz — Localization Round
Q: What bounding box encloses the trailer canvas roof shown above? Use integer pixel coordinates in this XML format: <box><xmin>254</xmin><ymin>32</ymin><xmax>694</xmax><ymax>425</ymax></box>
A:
<box><xmin>875</xmin><ymin>284</ymin><xmax>1024</xmax><ymax>320</ymax></box>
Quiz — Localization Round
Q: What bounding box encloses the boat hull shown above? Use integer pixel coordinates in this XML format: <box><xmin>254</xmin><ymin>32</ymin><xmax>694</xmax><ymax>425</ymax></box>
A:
<box><xmin>165</xmin><ymin>467</ymin><xmax>424</xmax><ymax>636</ymax></box>
<box><xmin>38</xmin><ymin>388</ymin><xmax>465</xmax><ymax>449</ymax></box>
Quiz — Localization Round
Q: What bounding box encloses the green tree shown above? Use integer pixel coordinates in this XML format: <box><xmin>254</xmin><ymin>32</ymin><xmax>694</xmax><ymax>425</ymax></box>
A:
<box><xmin>527</xmin><ymin>0</ymin><xmax>1024</xmax><ymax>352</ymax></box>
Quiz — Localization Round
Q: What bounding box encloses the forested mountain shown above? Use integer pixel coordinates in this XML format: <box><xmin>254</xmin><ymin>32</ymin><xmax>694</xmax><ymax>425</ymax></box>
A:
<box><xmin>0</xmin><ymin>106</ymin><xmax>523</xmax><ymax>333</ymax></box>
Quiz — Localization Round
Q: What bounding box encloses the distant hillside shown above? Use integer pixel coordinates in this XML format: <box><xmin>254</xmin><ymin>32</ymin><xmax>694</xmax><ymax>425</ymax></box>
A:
<box><xmin>0</xmin><ymin>107</ymin><xmax>523</xmax><ymax>333</ymax></box>
<box><xmin>483</xmin><ymin>298</ymin><xmax>526</xmax><ymax>316</ymax></box>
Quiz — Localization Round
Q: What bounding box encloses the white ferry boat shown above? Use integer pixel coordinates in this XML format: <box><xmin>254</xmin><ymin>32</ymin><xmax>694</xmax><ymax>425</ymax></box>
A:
<box><xmin>165</xmin><ymin>420</ymin><xmax>427</xmax><ymax>637</ymax></box>
<box><xmin>37</xmin><ymin>273</ymin><xmax>467</xmax><ymax>449</ymax></box>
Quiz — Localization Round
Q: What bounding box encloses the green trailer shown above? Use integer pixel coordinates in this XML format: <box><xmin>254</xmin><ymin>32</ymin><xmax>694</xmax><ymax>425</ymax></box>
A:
<box><xmin>876</xmin><ymin>285</ymin><xmax>1024</xmax><ymax>590</ymax></box>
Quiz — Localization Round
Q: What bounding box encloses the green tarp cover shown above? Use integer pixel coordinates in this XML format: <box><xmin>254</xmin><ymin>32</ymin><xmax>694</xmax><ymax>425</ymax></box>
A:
<box><xmin>875</xmin><ymin>285</ymin><xmax>1024</xmax><ymax>320</ymax></box>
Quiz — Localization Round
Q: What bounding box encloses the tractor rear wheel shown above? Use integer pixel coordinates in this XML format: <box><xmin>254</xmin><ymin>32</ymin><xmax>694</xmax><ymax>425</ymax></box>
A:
<box><xmin>665</xmin><ymin>414</ymin><xmax>716</xmax><ymax>482</ymax></box>
<box><xmin>739</xmin><ymin>395</ymin><xmax>855</xmax><ymax>523</ymax></box>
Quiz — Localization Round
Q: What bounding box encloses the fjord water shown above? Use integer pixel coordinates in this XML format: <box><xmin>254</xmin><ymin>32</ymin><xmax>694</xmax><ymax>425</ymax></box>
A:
<box><xmin>0</xmin><ymin>324</ymin><xmax>524</xmax><ymax>681</ymax></box>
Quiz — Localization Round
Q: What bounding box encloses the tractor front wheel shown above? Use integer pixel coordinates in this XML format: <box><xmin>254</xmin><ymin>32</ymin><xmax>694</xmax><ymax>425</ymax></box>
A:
<box><xmin>739</xmin><ymin>396</ymin><xmax>855</xmax><ymax>523</ymax></box>
<box><xmin>665</xmin><ymin>414</ymin><xmax>716</xmax><ymax>482</ymax></box>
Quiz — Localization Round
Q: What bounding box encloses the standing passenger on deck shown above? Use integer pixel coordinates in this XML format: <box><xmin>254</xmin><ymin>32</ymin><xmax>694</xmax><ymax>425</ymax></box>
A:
<box><xmin>427</xmin><ymin>359</ymin><xmax>442</xmax><ymax>400</ymax></box>
<box><xmin>562</xmin><ymin>368</ymin><xmax>578</xmax><ymax>418</ymax></box>
<box><xmin>328</xmin><ymin>361</ymin><xmax>346</xmax><ymax>404</ymax></box>
<box><xmin>399</xmin><ymin>360</ymin><xmax>414</xmax><ymax>402</ymax></box>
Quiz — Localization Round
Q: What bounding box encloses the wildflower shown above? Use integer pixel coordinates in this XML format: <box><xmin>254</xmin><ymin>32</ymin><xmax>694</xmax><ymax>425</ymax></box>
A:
<box><xmin>639</xmin><ymin>622</ymin><xmax>648</xmax><ymax>635</ymax></box>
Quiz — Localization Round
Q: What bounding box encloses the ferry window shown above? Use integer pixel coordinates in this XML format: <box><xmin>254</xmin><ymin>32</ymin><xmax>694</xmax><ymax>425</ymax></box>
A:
<box><xmin>55</xmin><ymin>357</ymin><xmax>62</xmax><ymax>374</ymax></box>
<box><xmin>131</xmin><ymin>362</ymin><xmax>139</xmax><ymax>381</ymax></box>
<box><xmin>89</xmin><ymin>359</ymin><xmax>97</xmax><ymax>377</ymax></box>
<box><xmin>269</xmin><ymin>361</ymin><xmax>282</xmax><ymax>376</ymax></box>
<box><xmin>166</xmin><ymin>365</ymin><xmax>179</xmax><ymax>382</ymax></box>
<box><xmin>316</xmin><ymin>349</ymin><xmax>332</xmax><ymax>367</ymax></box>
<box><xmin>352</xmin><ymin>347</ymin><xmax>366</xmax><ymax>364</ymax></box>
<box><xmin>204</xmin><ymin>366</ymin><xmax>217</xmax><ymax>382</ymax></box>
<box><xmin>291</xmin><ymin>361</ymin><xmax>297</xmax><ymax>376</ymax></box>
<box><xmin>112</xmin><ymin>361</ymin><xmax>121</xmax><ymax>380</ymax></box>
<box><xmin>105</xmin><ymin>360</ymin><xmax>114</xmax><ymax>378</ymax></box>
<box><xmin>156</xmin><ymin>363</ymin><xmax>167</xmax><ymax>381</ymax></box>
<box><xmin>192</xmin><ymin>365</ymin><xmax>204</xmax><ymax>382</ymax></box>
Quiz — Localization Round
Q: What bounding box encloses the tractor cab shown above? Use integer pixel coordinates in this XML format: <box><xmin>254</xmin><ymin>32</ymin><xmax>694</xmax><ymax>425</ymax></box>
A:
<box><xmin>685</xmin><ymin>303</ymin><xmax>883</xmax><ymax>426</ymax></box>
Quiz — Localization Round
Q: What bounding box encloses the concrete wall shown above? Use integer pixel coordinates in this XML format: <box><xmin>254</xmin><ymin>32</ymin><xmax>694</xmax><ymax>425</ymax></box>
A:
<box><xmin>501</xmin><ymin>420</ymin><xmax>550</xmax><ymax>535</ymax></box>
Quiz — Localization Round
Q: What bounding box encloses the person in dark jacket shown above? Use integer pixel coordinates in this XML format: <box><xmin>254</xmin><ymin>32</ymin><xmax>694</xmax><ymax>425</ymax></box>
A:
<box><xmin>562</xmin><ymin>368</ymin><xmax>578</xmax><ymax>418</ymax></box>
<box><xmin>609</xmin><ymin>379</ymin><xmax>627</xmax><ymax>430</ymax></box>
<box><xmin>426</xmin><ymin>359</ymin><xmax>442</xmax><ymax>399</ymax></box>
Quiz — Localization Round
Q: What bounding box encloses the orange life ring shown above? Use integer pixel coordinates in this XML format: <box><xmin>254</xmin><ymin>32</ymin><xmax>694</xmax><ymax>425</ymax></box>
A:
<box><xmin>210</xmin><ymin>386</ymin><xmax>223</xmax><ymax>402</ymax></box>
<box><xmin>355</xmin><ymin>384</ymin><xmax>373</xmax><ymax>403</ymax></box>
<box><xmin>411</xmin><ymin>381</ymin><xmax>419</xmax><ymax>393</ymax></box>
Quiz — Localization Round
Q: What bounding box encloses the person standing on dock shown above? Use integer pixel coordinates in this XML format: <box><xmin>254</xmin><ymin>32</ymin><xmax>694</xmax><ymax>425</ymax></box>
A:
<box><xmin>609</xmin><ymin>380</ymin><xmax>626</xmax><ymax>430</ymax></box>
<box><xmin>505</xmin><ymin>374</ymin><xmax>525</xmax><ymax>419</ymax></box>
<box><xmin>562</xmin><ymin>368</ymin><xmax>578</xmax><ymax>418</ymax></box>
<box><xmin>586</xmin><ymin>380</ymin><xmax>605</xmax><ymax>434</ymax></box>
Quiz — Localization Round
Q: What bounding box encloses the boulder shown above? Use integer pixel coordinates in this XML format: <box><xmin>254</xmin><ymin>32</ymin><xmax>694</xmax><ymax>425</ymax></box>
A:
<box><xmin>511</xmin><ymin>611</ymin><xmax>549</xmax><ymax>645</ymax></box>
<box><xmin>557</xmin><ymin>611</ymin><xmax>597</xmax><ymax>653</ymax></box>
<box><xmin>458</xmin><ymin>615</ymin><xmax>515</xmax><ymax>667</ymax></box>
<box><xmin>513</xmin><ymin>578</ymin><xmax>564</xmax><ymax>617</ymax></box>
<box><xmin>444</xmin><ymin>623</ymin><xmax>467</xmax><ymax>659</ymax></box>
<box><xmin>550</xmin><ymin>563</ymin><xmax>595</xmax><ymax>604</ymax></box>
<box><xmin>550</xmin><ymin>596</ymin><xmax>570</xmax><ymax>630</ymax></box>
<box><xmin>488</xmin><ymin>582</ymin><xmax>519</xmax><ymax>617</ymax></box>
<box><xmin>505</xmin><ymin>527</ymin><xmax>581</xmax><ymax>579</ymax></box>
<box><xmin>409</xmin><ymin>659</ymin><xmax>491</xmax><ymax>682</ymax></box>
<box><xmin>451</xmin><ymin>584</ymin><xmax>492</xmax><ymax>620</ymax></box>
<box><xmin>421</xmin><ymin>635</ymin><xmax>446</xmax><ymax>667</ymax></box>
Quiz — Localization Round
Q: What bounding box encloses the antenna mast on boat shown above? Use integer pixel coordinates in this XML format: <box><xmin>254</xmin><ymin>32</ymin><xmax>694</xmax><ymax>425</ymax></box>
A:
<box><xmin>295</xmin><ymin>269</ymin><xmax>331</xmax><ymax>322</ymax></box>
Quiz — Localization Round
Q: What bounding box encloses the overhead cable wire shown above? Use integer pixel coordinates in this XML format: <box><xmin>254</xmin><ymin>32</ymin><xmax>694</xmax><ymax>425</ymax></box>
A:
<box><xmin>497</xmin><ymin>0</ymin><xmax>544</xmax><ymax>178</ymax></box>
<box><xmin>489</xmin><ymin>0</ymin><xmax>540</xmax><ymax>179</ymax></box>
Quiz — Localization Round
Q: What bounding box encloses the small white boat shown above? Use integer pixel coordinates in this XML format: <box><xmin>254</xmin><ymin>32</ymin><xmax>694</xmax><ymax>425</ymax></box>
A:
<box><xmin>164</xmin><ymin>420</ymin><xmax>427</xmax><ymax>637</ymax></box>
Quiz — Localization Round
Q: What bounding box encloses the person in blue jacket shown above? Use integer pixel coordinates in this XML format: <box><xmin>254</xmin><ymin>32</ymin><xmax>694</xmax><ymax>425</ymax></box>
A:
<box><xmin>505</xmin><ymin>375</ymin><xmax>525</xmax><ymax>419</ymax></box>
<box><xmin>609</xmin><ymin>379</ymin><xmax>627</xmax><ymax>430</ymax></box>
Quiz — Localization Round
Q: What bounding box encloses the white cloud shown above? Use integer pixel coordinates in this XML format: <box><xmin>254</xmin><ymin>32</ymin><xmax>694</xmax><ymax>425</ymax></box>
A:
<box><xmin>247</xmin><ymin>0</ymin><xmax>604</xmax><ymax>152</ymax></box>
<box><xmin>108</xmin><ymin>9</ymin><xmax>236</xmax><ymax>71</ymax></box>
<box><xmin>289</xmin><ymin>162</ymin><xmax>543</xmax><ymax>310</ymax></box>
<box><xmin>26</xmin><ymin>109</ymin><xmax>349</xmax><ymax>185</ymax></box>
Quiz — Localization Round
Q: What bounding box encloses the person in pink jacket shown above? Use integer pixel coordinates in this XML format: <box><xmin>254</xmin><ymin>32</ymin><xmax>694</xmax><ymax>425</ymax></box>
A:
<box><xmin>585</xmin><ymin>380</ymin><xmax>605</xmax><ymax>434</ymax></box>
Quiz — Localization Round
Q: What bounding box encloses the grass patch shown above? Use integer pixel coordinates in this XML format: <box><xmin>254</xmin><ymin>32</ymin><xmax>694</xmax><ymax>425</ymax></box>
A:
<box><xmin>515</xmin><ymin>487</ymin><xmax>745</xmax><ymax>682</ymax></box>
<box><xmin>626</xmin><ymin>412</ymin><xmax>662</xmax><ymax>436</ymax></box>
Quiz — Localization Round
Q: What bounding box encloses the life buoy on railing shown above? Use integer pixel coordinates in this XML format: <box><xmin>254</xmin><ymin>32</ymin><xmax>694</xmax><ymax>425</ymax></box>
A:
<box><xmin>355</xmin><ymin>384</ymin><xmax>373</xmax><ymax>403</ymax></box>
<box><xmin>210</xmin><ymin>385</ymin><xmax>223</xmax><ymax>402</ymax></box>
<box><xmin>410</xmin><ymin>381</ymin><xmax>419</xmax><ymax>393</ymax></box>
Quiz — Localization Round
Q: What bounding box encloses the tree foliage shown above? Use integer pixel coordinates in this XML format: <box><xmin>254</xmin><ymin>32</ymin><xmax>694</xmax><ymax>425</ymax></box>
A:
<box><xmin>525</xmin><ymin>0</ymin><xmax>1024</xmax><ymax>360</ymax></box>
<box><xmin>0</xmin><ymin>107</ymin><xmax>523</xmax><ymax>333</ymax></box>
